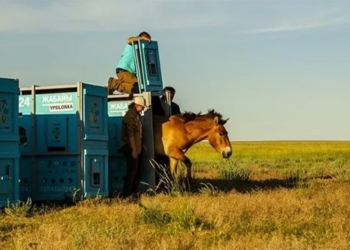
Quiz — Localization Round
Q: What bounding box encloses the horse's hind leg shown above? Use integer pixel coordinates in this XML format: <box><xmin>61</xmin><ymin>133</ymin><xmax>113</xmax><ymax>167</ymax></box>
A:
<box><xmin>166</xmin><ymin>147</ymin><xmax>193</xmax><ymax>189</ymax></box>
<box><xmin>169</xmin><ymin>156</ymin><xmax>192</xmax><ymax>191</ymax></box>
<box><xmin>169</xmin><ymin>157</ymin><xmax>179</xmax><ymax>178</ymax></box>
<box><xmin>182</xmin><ymin>156</ymin><xmax>192</xmax><ymax>182</ymax></box>
<box><xmin>169</xmin><ymin>153</ymin><xmax>192</xmax><ymax>183</ymax></box>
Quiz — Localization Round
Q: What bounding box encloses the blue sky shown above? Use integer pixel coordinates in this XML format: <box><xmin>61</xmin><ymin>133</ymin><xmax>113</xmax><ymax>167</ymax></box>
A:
<box><xmin>1</xmin><ymin>0</ymin><xmax>349</xmax><ymax>141</ymax></box>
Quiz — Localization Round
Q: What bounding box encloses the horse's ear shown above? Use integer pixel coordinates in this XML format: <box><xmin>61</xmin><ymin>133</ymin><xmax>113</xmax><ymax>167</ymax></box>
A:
<box><xmin>222</xmin><ymin>118</ymin><xmax>229</xmax><ymax>125</ymax></box>
<box><xmin>214</xmin><ymin>116</ymin><xmax>219</xmax><ymax>125</ymax></box>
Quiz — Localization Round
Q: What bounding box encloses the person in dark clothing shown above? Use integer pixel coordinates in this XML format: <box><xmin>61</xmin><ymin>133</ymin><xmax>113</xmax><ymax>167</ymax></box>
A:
<box><xmin>156</xmin><ymin>86</ymin><xmax>182</xmax><ymax>188</ymax></box>
<box><xmin>120</xmin><ymin>96</ymin><xmax>147</xmax><ymax>200</ymax></box>
<box><xmin>161</xmin><ymin>86</ymin><xmax>181</xmax><ymax>115</ymax></box>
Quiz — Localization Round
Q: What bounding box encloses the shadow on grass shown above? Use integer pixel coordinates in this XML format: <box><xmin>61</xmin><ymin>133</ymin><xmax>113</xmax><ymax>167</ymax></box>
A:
<box><xmin>190</xmin><ymin>178</ymin><xmax>300</xmax><ymax>193</ymax></box>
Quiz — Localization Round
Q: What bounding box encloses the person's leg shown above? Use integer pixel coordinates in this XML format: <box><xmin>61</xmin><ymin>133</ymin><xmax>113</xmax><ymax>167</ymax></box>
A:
<box><xmin>117</xmin><ymin>71</ymin><xmax>139</xmax><ymax>94</ymax></box>
<box><xmin>122</xmin><ymin>148</ymin><xmax>139</xmax><ymax>197</ymax></box>
<box><xmin>108</xmin><ymin>77</ymin><xmax>119</xmax><ymax>95</ymax></box>
<box><xmin>131</xmin><ymin>151</ymin><xmax>144</xmax><ymax>194</ymax></box>
<box><xmin>130</xmin><ymin>82</ymin><xmax>140</xmax><ymax>94</ymax></box>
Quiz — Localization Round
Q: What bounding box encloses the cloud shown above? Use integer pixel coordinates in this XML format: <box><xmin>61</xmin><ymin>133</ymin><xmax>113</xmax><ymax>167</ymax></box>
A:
<box><xmin>2</xmin><ymin>0</ymin><xmax>349</xmax><ymax>35</ymax></box>
<box><xmin>248</xmin><ymin>17</ymin><xmax>350</xmax><ymax>34</ymax></box>
<box><xmin>0</xmin><ymin>1</ymin><xmax>142</xmax><ymax>32</ymax></box>
<box><xmin>0</xmin><ymin>0</ymin><xmax>232</xmax><ymax>33</ymax></box>
<box><xmin>246</xmin><ymin>7</ymin><xmax>350</xmax><ymax>34</ymax></box>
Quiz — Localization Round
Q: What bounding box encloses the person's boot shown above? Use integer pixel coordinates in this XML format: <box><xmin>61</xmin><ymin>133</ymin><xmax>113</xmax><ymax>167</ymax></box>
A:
<box><xmin>107</xmin><ymin>77</ymin><xmax>115</xmax><ymax>94</ymax></box>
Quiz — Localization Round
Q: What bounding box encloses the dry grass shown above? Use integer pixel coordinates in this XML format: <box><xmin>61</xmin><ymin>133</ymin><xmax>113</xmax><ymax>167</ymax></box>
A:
<box><xmin>1</xmin><ymin>141</ymin><xmax>350</xmax><ymax>250</ymax></box>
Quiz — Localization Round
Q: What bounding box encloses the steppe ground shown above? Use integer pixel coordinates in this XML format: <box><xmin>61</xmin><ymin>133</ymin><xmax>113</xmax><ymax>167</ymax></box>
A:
<box><xmin>1</xmin><ymin>141</ymin><xmax>350</xmax><ymax>250</ymax></box>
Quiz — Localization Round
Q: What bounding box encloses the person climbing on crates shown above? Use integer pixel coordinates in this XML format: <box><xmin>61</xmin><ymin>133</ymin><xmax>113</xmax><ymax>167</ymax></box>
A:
<box><xmin>160</xmin><ymin>86</ymin><xmax>181</xmax><ymax>115</ymax></box>
<box><xmin>108</xmin><ymin>31</ymin><xmax>152</xmax><ymax>95</ymax></box>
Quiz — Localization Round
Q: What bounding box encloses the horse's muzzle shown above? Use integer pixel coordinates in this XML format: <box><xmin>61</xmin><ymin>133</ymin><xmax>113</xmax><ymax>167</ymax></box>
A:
<box><xmin>222</xmin><ymin>150</ymin><xmax>232</xmax><ymax>158</ymax></box>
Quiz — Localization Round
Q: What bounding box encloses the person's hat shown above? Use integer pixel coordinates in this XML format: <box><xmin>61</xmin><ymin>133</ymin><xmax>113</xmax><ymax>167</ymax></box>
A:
<box><xmin>133</xmin><ymin>96</ymin><xmax>147</xmax><ymax>108</ymax></box>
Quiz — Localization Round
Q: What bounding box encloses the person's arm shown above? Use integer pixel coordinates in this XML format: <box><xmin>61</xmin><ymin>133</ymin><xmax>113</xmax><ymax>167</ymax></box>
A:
<box><xmin>128</xmin><ymin>137</ymin><xmax>138</xmax><ymax>158</ymax></box>
<box><xmin>171</xmin><ymin>102</ymin><xmax>181</xmax><ymax>115</ymax></box>
<box><xmin>127</xmin><ymin>36</ymin><xmax>151</xmax><ymax>44</ymax></box>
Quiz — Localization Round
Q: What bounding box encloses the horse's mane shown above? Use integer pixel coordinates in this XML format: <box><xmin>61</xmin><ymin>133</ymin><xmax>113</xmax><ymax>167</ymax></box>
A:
<box><xmin>175</xmin><ymin>109</ymin><xmax>224</xmax><ymax>123</ymax></box>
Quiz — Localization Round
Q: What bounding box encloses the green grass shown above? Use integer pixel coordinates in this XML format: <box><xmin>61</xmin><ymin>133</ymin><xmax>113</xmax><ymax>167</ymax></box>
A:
<box><xmin>2</xmin><ymin>141</ymin><xmax>350</xmax><ymax>250</ymax></box>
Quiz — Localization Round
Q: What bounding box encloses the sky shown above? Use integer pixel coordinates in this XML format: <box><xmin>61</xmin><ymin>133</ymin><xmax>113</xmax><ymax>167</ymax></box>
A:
<box><xmin>1</xmin><ymin>0</ymin><xmax>350</xmax><ymax>141</ymax></box>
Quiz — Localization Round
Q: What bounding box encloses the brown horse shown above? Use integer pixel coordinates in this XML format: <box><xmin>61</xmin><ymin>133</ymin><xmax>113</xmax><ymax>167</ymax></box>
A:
<box><xmin>153</xmin><ymin>109</ymin><xmax>232</xmax><ymax>183</ymax></box>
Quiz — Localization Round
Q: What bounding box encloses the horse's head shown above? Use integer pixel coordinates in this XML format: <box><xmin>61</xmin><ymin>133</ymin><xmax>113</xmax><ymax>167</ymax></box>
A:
<box><xmin>208</xmin><ymin>116</ymin><xmax>232</xmax><ymax>158</ymax></box>
<box><xmin>18</xmin><ymin>126</ymin><xmax>28</xmax><ymax>146</ymax></box>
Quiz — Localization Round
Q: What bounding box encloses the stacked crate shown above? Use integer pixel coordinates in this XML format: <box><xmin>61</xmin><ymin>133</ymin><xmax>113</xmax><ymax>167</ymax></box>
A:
<box><xmin>19</xmin><ymin>82</ymin><xmax>109</xmax><ymax>201</ymax></box>
<box><xmin>108</xmin><ymin>40</ymin><xmax>166</xmax><ymax>195</ymax></box>
<box><xmin>0</xmin><ymin>78</ymin><xmax>20</xmax><ymax>207</ymax></box>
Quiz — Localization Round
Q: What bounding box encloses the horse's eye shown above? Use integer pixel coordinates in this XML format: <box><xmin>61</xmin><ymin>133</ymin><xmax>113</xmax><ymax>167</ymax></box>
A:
<box><xmin>219</xmin><ymin>132</ymin><xmax>224</xmax><ymax>136</ymax></box>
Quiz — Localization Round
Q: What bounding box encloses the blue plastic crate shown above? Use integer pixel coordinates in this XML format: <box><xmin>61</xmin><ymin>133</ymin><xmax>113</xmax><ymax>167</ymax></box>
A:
<box><xmin>19</xmin><ymin>82</ymin><xmax>109</xmax><ymax>201</ymax></box>
<box><xmin>133</xmin><ymin>40</ymin><xmax>164</xmax><ymax>93</ymax></box>
<box><xmin>0</xmin><ymin>77</ymin><xmax>20</xmax><ymax>207</ymax></box>
<box><xmin>107</xmin><ymin>93</ymin><xmax>158</xmax><ymax>195</ymax></box>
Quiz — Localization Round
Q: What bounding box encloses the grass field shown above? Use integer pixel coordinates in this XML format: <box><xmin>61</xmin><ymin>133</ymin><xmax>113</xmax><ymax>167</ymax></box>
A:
<box><xmin>1</xmin><ymin>141</ymin><xmax>350</xmax><ymax>250</ymax></box>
